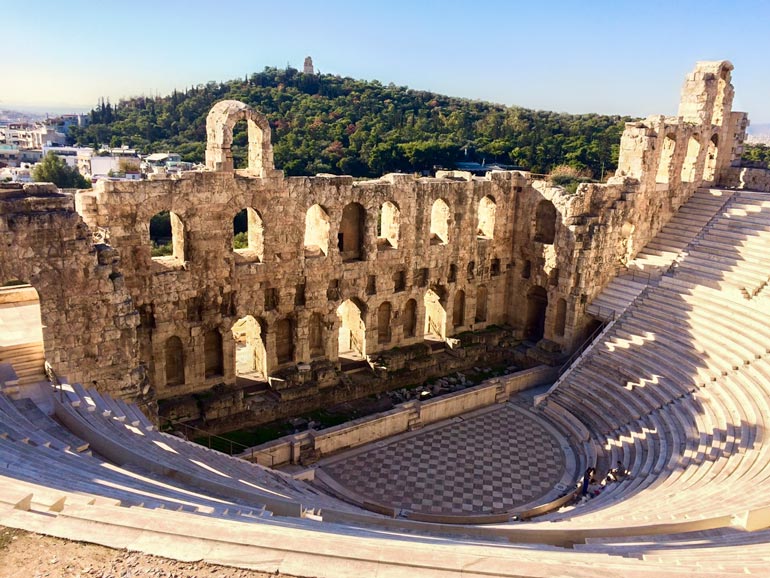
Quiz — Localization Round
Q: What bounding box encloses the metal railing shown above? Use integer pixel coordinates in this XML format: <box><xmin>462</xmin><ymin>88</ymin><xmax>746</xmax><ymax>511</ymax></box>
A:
<box><xmin>558</xmin><ymin>314</ymin><xmax>615</xmax><ymax>377</ymax></box>
<box><xmin>161</xmin><ymin>416</ymin><xmax>263</xmax><ymax>463</ymax></box>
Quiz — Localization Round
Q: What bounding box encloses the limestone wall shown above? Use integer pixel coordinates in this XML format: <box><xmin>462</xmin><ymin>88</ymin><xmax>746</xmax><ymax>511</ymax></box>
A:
<box><xmin>0</xmin><ymin>184</ymin><xmax>142</xmax><ymax>398</ymax></box>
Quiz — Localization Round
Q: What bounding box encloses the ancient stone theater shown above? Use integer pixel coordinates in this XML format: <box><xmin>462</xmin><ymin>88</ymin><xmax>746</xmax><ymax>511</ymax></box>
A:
<box><xmin>2</xmin><ymin>61</ymin><xmax>770</xmax><ymax>576</ymax></box>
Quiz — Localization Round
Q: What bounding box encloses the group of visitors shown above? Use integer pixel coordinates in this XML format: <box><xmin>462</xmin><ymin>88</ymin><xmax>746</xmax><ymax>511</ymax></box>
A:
<box><xmin>576</xmin><ymin>461</ymin><xmax>629</xmax><ymax>503</ymax></box>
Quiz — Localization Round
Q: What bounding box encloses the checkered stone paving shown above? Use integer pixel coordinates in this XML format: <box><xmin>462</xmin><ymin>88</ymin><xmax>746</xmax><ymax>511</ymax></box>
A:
<box><xmin>320</xmin><ymin>403</ymin><xmax>567</xmax><ymax>515</ymax></box>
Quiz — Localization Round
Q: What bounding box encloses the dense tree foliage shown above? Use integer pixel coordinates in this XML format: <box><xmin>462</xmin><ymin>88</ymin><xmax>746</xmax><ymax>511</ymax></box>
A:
<box><xmin>742</xmin><ymin>144</ymin><xmax>770</xmax><ymax>167</ymax></box>
<box><xmin>32</xmin><ymin>152</ymin><xmax>90</xmax><ymax>188</ymax></box>
<box><xmin>70</xmin><ymin>68</ymin><xmax>633</xmax><ymax>178</ymax></box>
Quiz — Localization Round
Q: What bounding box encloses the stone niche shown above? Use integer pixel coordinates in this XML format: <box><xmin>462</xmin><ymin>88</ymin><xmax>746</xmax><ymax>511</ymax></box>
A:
<box><xmin>0</xmin><ymin>60</ymin><xmax>746</xmax><ymax>429</ymax></box>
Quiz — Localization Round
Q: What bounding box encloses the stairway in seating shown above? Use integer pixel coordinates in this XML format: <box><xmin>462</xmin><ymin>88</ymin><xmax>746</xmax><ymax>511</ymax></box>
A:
<box><xmin>0</xmin><ymin>342</ymin><xmax>46</xmax><ymax>389</ymax></box>
<box><xmin>587</xmin><ymin>188</ymin><xmax>733</xmax><ymax>321</ymax></box>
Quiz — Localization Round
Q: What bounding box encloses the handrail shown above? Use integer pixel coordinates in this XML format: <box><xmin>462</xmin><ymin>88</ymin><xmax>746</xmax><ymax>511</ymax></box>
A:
<box><xmin>557</xmin><ymin>314</ymin><xmax>614</xmax><ymax>377</ymax></box>
<box><xmin>161</xmin><ymin>416</ymin><xmax>261</xmax><ymax>464</ymax></box>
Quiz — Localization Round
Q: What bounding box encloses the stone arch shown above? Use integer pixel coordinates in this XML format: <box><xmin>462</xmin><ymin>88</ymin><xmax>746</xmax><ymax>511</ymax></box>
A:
<box><xmin>205</xmin><ymin>100</ymin><xmax>275</xmax><ymax>176</ymax></box>
<box><xmin>452</xmin><ymin>289</ymin><xmax>465</xmax><ymax>327</ymax></box>
<box><xmin>164</xmin><ymin>336</ymin><xmax>185</xmax><ymax>386</ymax></box>
<box><xmin>430</xmin><ymin>198</ymin><xmax>450</xmax><ymax>245</ymax></box>
<box><xmin>309</xmin><ymin>312</ymin><xmax>324</xmax><ymax>357</ymax></box>
<box><xmin>711</xmin><ymin>62</ymin><xmax>733</xmax><ymax>127</ymax></box>
<box><xmin>377</xmin><ymin>301</ymin><xmax>392</xmax><ymax>344</ymax></box>
<box><xmin>0</xmin><ymin>281</ymin><xmax>45</xmax><ymax>384</ymax></box>
<box><xmin>403</xmin><ymin>299</ymin><xmax>417</xmax><ymax>338</ymax></box>
<box><xmin>337</xmin><ymin>298</ymin><xmax>366</xmax><ymax>359</ymax></box>
<box><xmin>232</xmin><ymin>315</ymin><xmax>267</xmax><ymax>381</ymax></box>
<box><xmin>150</xmin><ymin>211</ymin><xmax>186</xmax><ymax>261</ymax></box>
<box><xmin>424</xmin><ymin>286</ymin><xmax>447</xmax><ymax>340</ymax></box>
<box><xmin>204</xmin><ymin>329</ymin><xmax>223</xmax><ymax>378</ymax></box>
<box><xmin>555</xmin><ymin>298</ymin><xmax>567</xmax><ymax>337</ymax></box>
<box><xmin>338</xmin><ymin>202</ymin><xmax>366</xmax><ymax>262</ymax></box>
<box><xmin>525</xmin><ymin>286</ymin><xmax>548</xmax><ymax>342</ymax></box>
<box><xmin>275</xmin><ymin>318</ymin><xmax>294</xmax><ymax>364</ymax></box>
<box><xmin>704</xmin><ymin>133</ymin><xmax>719</xmax><ymax>182</ymax></box>
<box><xmin>233</xmin><ymin>208</ymin><xmax>264</xmax><ymax>261</ymax></box>
<box><xmin>304</xmin><ymin>204</ymin><xmax>331</xmax><ymax>257</ymax></box>
<box><xmin>477</xmin><ymin>195</ymin><xmax>496</xmax><ymax>238</ymax></box>
<box><xmin>534</xmin><ymin>200</ymin><xmax>556</xmax><ymax>244</ymax></box>
<box><xmin>475</xmin><ymin>285</ymin><xmax>488</xmax><ymax>322</ymax></box>
<box><xmin>655</xmin><ymin>133</ymin><xmax>677</xmax><ymax>184</ymax></box>
<box><xmin>378</xmin><ymin>200</ymin><xmax>400</xmax><ymax>249</ymax></box>
<box><xmin>681</xmin><ymin>134</ymin><xmax>701</xmax><ymax>183</ymax></box>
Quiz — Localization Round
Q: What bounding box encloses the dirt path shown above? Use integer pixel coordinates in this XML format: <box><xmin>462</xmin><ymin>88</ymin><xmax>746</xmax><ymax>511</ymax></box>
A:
<box><xmin>0</xmin><ymin>527</ymin><xmax>304</xmax><ymax>578</ymax></box>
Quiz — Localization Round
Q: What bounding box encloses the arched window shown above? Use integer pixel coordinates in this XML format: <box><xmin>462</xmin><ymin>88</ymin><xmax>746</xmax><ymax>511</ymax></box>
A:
<box><xmin>403</xmin><ymin>299</ymin><xmax>417</xmax><ymax>338</ymax></box>
<box><xmin>430</xmin><ymin>198</ymin><xmax>450</xmax><ymax>245</ymax></box>
<box><xmin>150</xmin><ymin>211</ymin><xmax>186</xmax><ymax>261</ymax></box>
<box><xmin>452</xmin><ymin>289</ymin><xmax>465</xmax><ymax>327</ymax></box>
<box><xmin>681</xmin><ymin>134</ymin><xmax>701</xmax><ymax>183</ymax></box>
<box><xmin>475</xmin><ymin>285</ymin><xmax>488</xmax><ymax>322</ymax></box>
<box><xmin>339</xmin><ymin>202</ymin><xmax>366</xmax><ymax>261</ymax></box>
<box><xmin>204</xmin><ymin>330</ymin><xmax>223</xmax><ymax>378</ymax></box>
<box><xmin>233</xmin><ymin>208</ymin><xmax>264</xmax><ymax>261</ymax></box>
<box><xmin>275</xmin><ymin>318</ymin><xmax>294</xmax><ymax>365</ymax></box>
<box><xmin>555</xmin><ymin>298</ymin><xmax>567</xmax><ymax>337</ymax></box>
<box><xmin>377</xmin><ymin>302</ymin><xmax>392</xmax><ymax>344</ymax></box>
<box><xmin>477</xmin><ymin>195</ymin><xmax>496</xmax><ymax>238</ymax></box>
<box><xmin>378</xmin><ymin>201</ymin><xmax>400</xmax><ymax>249</ymax></box>
<box><xmin>165</xmin><ymin>336</ymin><xmax>185</xmax><ymax>386</ymax></box>
<box><xmin>205</xmin><ymin>100</ymin><xmax>275</xmax><ymax>176</ymax></box>
<box><xmin>655</xmin><ymin>134</ymin><xmax>677</xmax><ymax>184</ymax></box>
<box><xmin>534</xmin><ymin>200</ymin><xmax>556</xmax><ymax>244</ymax></box>
<box><xmin>304</xmin><ymin>204</ymin><xmax>331</xmax><ymax>257</ymax></box>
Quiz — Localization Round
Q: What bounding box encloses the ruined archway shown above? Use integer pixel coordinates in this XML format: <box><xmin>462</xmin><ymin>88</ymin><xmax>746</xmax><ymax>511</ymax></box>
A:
<box><xmin>424</xmin><ymin>287</ymin><xmax>447</xmax><ymax>340</ymax></box>
<box><xmin>205</xmin><ymin>100</ymin><xmax>275</xmax><ymax>176</ymax></box>
<box><xmin>378</xmin><ymin>201</ymin><xmax>400</xmax><ymax>249</ymax></box>
<box><xmin>534</xmin><ymin>200</ymin><xmax>556</xmax><ymax>244</ymax></box>
<box><xmin>704</xmin><ymin>133</ymin><xmax>719</xmax><ymax>182</ymax></box>
<box><xmin>275</xmin><ymin>318</ymin><xmax>294</xmax><ymax>365</ymax></box>
<box><xmin>430</xmin><ymin>198</ymin><xmax>450</xmax><ymax>245</ymax></box>
<box><xmin>337</xmin><ymin>299</ymin><xmax>366</xmax><ymax>360</ymax></box>
<box><xmin>204</xmin><ymin>329</ymin><xmax>223</xmax><ymax>378</ymax></box>
<box><xmin>231</xmin><ymin>315</ymin><xmax>268</xmax><ymax>382</ymax></box>
<box><xmin>377</xmin><ymin>301</ymin><xmax>392</xmax><ymax>344</ymax></box>
<box><xmin>339</xmin><ymin>202</ymin><xmax>366</xmax><ymax>262</ymax></box>
<box><xmin>681</xmin><ymin>134</ymin><xmax>701</xmax><ymax>183</ymax></box>
<box><xmin>403</xmin><ymin>299</ymin><xmax>417</xmax><ymax>338</ymax></box>
<box><xmin>475</xmin><ymin>285</ymin><xmax>488</xmax><ymax>323</ymax></box>
<box><xmin>164</xmin><ymin>336</ymin><xmax>185</xmax><ymax>386</ymax></box>
<box><xmin>304</xmin><ymin>204</ymin><xmax>331</xmax><ymax>257</ymax></box>
<box><xmin>477</xmin><ymin>195</ymin><xmax>496</xmax><ymax>239</ymax></box>
<box><xmin>0</xmin><ymin>281</ymin><xmax>45</xmax><ymax>386</ymax></box>
<box><xmin>233</xmin><ymin>208</ymin><xmax>265</xmax><ymax>261</ymax></box>
<box><xmin>524</xmin><ymin>286</ymin><xmax>548</xmax><ymax>342</ymax></box>
<box><xmin>452</xmin><ymin>289</ymin><xmax>466</xmax><ymax>328</ymax></box>
<box><xmin>309</xmin><ymin>312</ymin><xmax>324</xmax><ymax>357</ymax></box>
<box><xmin>655</xmin><ymin>133</ymin><xmax>677</xmax><ymax>184</ymax></box>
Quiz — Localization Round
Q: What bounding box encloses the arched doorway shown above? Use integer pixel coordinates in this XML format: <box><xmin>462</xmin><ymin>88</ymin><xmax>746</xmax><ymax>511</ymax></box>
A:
<box><xmin>403</xmin><ymin>299</ymin><xmax>417</xmax><ymax>338</ymax></box>
<box><xmin>477</xmin><ymin>195</ymin><xmax>496</xmax><ymax>238</ymax></box>
<box><xmin>452</xmin><ymin>289</ymin><xmax>465</xmax><ymax>328</ymax></box>
<box><xmin>0</xmin><ymin>281</ymin><xmax>46</xmax><ymax>386</ymax></box>
<box><xmin>231</xmin><ymin>315</ymin><xmax>268</xmax><ymax>382</ymax></box>
<box><xmin>339</xmin><ymin>202</ymin><xmax>366</xmax><ymax>261</ymax></box>
<box><xmin>337</xmin><ymin>299</ymin><xmax>366</xmax><ymax>360</ymax></box>
<box><xmin>681</xmin><ymin>134</ymin><xmax>701</xmax><ymax>183</ymax></box>
<box><xmin>377</xmin><ymin>301</ymin><xmax>392</xmax><ymax>344</ymax></box>
<box><xmin>534</xmin><ymin>200</ymin><xmax>556</xmax><ymax>244</ymax></box>
<box><xmin>525</xmin><ymin>286</ymin><xmax>548</xmax><ymax>342</ymax></box>
<box><xmin>378</xmin><ymin>201</ymin><xmax>400</xmax><ymax>249</ymax></box>
<box><xmin>304</xmin><ymin>204</ymin><xmax>331</xmax><ymax>257</ymax></box>
<box><xmin>704</xmin><ymin>134</ymin><xmax>719</xmax><ymax>182</ymax></box>
<box><xmin>164</xmin><ymin>336</ymin><xmax>185</xmax><ymax>386</ymax></box>
<box><xmin>430</xmin><ymin>198</ymin><xmax>450</xmax><ymax>245</ymax></box>
<box><xmin>424</xmin><ymin>287</ymin><xmax>447</xmax><ymax>340</ymax></box>
<box><xmin>204</xmin><ymin>329</ymin><xmax>223</xmax><ymax>378</ymax></box>
<box><xmin>655</xmin><ymin>134</ymin><xmax>677</xmax><ymax>184</ymax></box>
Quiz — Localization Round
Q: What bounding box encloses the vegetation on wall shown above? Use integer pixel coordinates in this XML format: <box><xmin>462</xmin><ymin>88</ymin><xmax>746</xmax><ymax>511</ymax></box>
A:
<box><xmin>69</xmin><ymin>67</ymin><xmax>632</xmax><ymax>178</ymax></box>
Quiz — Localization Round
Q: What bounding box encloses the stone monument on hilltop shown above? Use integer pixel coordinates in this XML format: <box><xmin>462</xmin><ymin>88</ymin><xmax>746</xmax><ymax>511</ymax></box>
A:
<box><xmin>303</xmin><ymin>56</ymin><xmax>314</xmax><ymax>75</ymax></box>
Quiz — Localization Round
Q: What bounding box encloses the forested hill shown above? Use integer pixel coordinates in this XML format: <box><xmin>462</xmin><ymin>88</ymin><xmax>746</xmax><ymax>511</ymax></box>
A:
<box><xmin>69</xmin><ymin>66</ymin><xmax>634</xmax><ymax>178</ymax></box>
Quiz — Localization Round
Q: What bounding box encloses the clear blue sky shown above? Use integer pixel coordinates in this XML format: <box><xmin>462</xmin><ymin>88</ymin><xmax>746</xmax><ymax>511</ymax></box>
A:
<box><xmin>3</xmin><ymin>0</ymin><xmax>769</xmax><ymax>122</ymax></box>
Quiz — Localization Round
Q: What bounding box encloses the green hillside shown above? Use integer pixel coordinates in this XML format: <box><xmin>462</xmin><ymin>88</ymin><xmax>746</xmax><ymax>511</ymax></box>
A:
<box><xmin>70</xmin><ymin>66</ymin><xmax>633</xmax><ymax>178</ymax></box>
